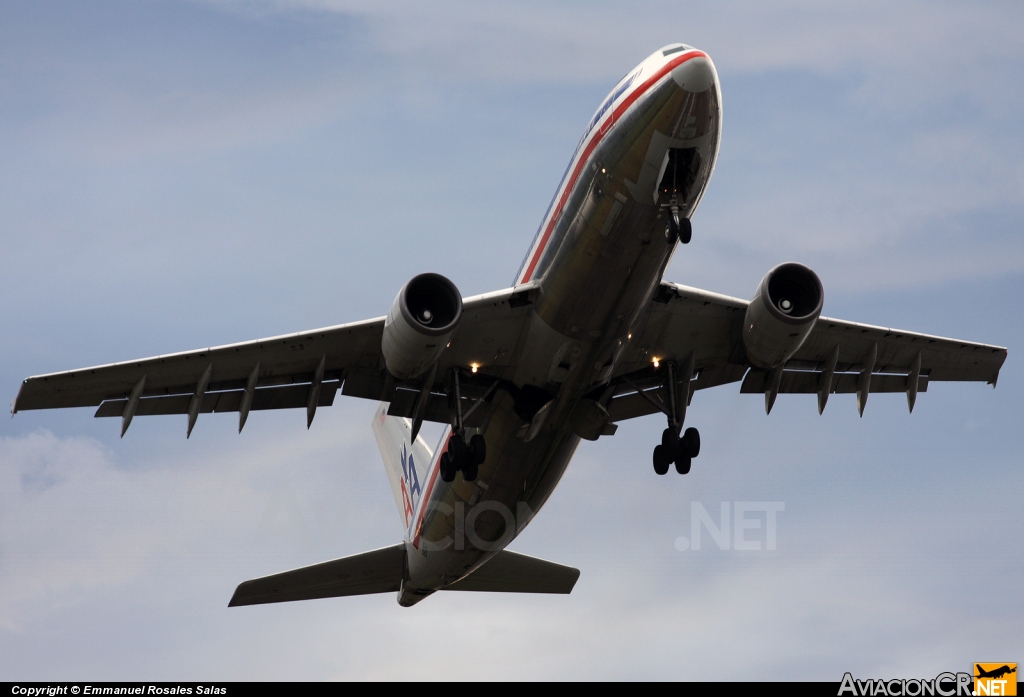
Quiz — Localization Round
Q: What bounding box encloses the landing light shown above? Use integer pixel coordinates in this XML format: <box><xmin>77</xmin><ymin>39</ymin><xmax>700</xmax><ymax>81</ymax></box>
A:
<box><xmin>653</xmin><ymin>358</ymin><xmax>660</xmax><ymax>368</ymax></box>
<box><xmin>471</xmin><ymin>364</ymin><xmax>479</xmax><ymax>373</ymax></box>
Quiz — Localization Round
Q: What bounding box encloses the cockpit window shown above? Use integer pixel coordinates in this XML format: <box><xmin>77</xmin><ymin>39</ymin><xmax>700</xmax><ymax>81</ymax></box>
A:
<box><xmin>582</xmin><ymin>68</ymin><xmax>640</xmax><ymax>138</ymax></box>
<box><xmin>662</xmin><ymin>45</ymin><xmax>690</xmax><ymax>57</ymax></box>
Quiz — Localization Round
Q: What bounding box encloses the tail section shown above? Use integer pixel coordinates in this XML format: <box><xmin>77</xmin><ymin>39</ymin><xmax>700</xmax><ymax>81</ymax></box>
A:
<box><xmin>371</xmin><ymin>402</ymin><xmax>436</xmax><ymax>532</ymax></box>
<box><xmin>227</xmin><ymin>546</ymin><xmax>580</xmax><ymax>607</ymax></box>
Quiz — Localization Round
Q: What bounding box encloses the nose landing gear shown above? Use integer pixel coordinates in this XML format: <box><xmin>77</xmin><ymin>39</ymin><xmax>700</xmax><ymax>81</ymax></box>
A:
<box><xmin>660</xmin><ymin>148</ymin><xmax>693</xmax><ymax>245</ymax></box>
<box><xmin>664</xmin><ymin>206</ymin><xmax>692</xmax><ymax>245</ymax></box>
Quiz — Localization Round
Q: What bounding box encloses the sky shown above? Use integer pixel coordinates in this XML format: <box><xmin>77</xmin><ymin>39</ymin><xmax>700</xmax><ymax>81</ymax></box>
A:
<box><xmin>1</xmin><ymin>0</ymin><xmax>1021</xmax><ymax>681</ymax></box>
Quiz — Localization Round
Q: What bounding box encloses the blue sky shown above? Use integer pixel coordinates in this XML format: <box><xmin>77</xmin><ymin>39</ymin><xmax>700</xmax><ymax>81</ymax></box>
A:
<box><xmin>1</xmin><ymin>0</ymin><xmax>1021</xmax><ymax>680</ymax></box>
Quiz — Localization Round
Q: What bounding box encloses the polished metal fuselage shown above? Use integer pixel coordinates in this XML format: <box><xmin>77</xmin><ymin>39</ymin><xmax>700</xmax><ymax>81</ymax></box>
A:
<box><xmin>400</xmin><ymin>46</ymin><xmax>722</xmax><ymax>605</ymax></box>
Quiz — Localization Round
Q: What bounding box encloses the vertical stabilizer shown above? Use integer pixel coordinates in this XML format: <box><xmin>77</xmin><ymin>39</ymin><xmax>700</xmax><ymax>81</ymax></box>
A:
<box><xmin>371</xmin><ymin>403</ymin><xmax>435</xmax><ymax>532</ymax></box>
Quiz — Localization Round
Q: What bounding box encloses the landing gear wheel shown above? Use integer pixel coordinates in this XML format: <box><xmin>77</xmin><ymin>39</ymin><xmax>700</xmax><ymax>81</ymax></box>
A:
<box><xmin>665</xmin><ymin>214</ymin><xmax>692</xmax><ymax>245</ymax></box>
<box><xmin>439</xmin><ymin>452</ymin><xmax>456</xmax><ymax>483</ymax></box>
<box><xmin>445</xmin><ymin>432</ymin><xmax>484</xmax><ymax>481</ymax></box>
<box><xmin>448</xmin><ymin>434</ymin><xmax>467</xmax><ymax>467</ymax></box>
<box><xmin>675</xmin><ymin>455</ymin><xmax>692</xmax><ymax>475</ymax></box>
<box><xmin>653</xmin><ymin>445</ymin><xmax>671</xmax><ymax>475</ymax></box>
<box><xmin>661</xmin><ymin>427</ymin><xmax>679</xmax><ymax>449</ymax></box>
<box><xmin>681</xmin><ymin>427</ymin><xmax>700</xmax><ymax>458</ymax></box>
<box><xmin>677</xmin><ymin>217</ymin><xmax>692</xmax><ymax>244</ymax></box>
<box><xmin>469</xmin><ymin>434</ymin><xmax>487</xmax><ymax>466</ymax></box>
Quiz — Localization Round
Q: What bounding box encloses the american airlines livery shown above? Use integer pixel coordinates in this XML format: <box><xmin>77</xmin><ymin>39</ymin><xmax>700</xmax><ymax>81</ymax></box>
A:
<box><xmin>12</xmin><ymin>45</ymin><xmax>1007</xmax><ymax>607</ymax></box>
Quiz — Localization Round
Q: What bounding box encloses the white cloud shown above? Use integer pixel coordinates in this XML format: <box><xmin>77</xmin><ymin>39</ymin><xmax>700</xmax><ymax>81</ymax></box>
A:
<box><xmin>201</xmin><ymin>0</ymin><xmax>1024</xmax><ymax>95</ymax></box>
<box><xmin>0</xmin><ymin>410</ymin><xmax>392</xmax><ymax>634</ymax></box>
<box><xmin>4</xmin><ymin>380</ymin><xmax>1020</xmax><ymax>679</ymax></box>
<box><xmin>163</xmin><ymin>0</ymin><xmax>1024</xmax><ymax>291</ymax></box>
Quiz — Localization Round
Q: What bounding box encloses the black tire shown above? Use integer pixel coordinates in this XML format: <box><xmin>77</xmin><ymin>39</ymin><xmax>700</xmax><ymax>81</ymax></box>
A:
<box><xmin>675</xmin><ymin>455</ymin><xmax>692</xmax><ymax>475</ymax></box>
<box><xmin>448</xmin><ymin>434</ymin><xmax>466</xmax><ymax>470</ymax></box>
<box><xmin>678</xmin><ymin>218</ymin><xmax>692</xmax><ymax>244</ymax></box>
<box><xmin>469</xmin><ymin>434</ymin><xmax>486</xmax><ymax>466</ymax></box>
<box><xmin>440</xmin><ymin>452</ymin><xmax>456</xmax><ymax>483</ymax></box>
<box><xmin>462</xmin><ymin>461</ymin><xmax>478</xmax><ymax>482</ymax></box>
<box><xmin>653</xmin><ymin>445</ymin><xmax>671</xmax><ymax>475</ymax></box>
<box><xmin>661</xmin><ymin>427</ymin><xmax>679</xmax><ymax>449</ymax></box>
<box><xmin>682</xmin><ymin>427</ymin><xmax>700</xmax><ymax>458</ymax></box>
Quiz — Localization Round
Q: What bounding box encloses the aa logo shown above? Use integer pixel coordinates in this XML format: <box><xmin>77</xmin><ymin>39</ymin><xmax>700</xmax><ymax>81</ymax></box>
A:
<box><xmin>974</xmin><ymin>663</ymin><xmax>1017</xmax><ymax>696</ymax></box>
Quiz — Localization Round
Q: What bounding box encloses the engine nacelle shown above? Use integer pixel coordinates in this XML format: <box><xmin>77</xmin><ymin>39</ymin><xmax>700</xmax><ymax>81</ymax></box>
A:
<box><xmin>742</xmin><ymin>262</ymin><xmax>824</xmax><ymax>370</ymax></box>
<box><xmin>382</xmin><ymin>273</ymin><xmax>463</xmax><ymax>380</ymax></box>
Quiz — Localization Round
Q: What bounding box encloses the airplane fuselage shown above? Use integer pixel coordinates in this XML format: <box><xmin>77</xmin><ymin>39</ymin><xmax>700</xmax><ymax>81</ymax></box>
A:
<box><xmin>400</xmin><ymin>45</ymin><xmax>722</xmax><ymax>605</ymax></box>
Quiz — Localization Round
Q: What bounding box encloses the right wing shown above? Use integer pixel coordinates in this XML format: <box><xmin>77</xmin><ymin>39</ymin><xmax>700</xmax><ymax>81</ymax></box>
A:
<box><xmin>12</xmin><ymin>285</ymin><xmax>536</xmax><ymax>433</ymax></box>
<box><xmin>604</xmin><ymin>281</ymin><xmax>1007</xmax><ymax>421</ymax></box>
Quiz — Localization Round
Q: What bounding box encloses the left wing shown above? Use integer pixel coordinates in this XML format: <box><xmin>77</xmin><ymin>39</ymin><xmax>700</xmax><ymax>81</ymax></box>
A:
<box><xmin>605</xmin><ymin>282</ymin><xmax>1007</xmax><ymax>421</ymax></box>
<box><xmin>12</xmin><ymin>286</ymin><xmax>536</xmax><ymax>434</ymax></box>
<box><xmin>13</xmin><ymin>315</ymin><xmax>386</xmax><ymax>434</ymax></box>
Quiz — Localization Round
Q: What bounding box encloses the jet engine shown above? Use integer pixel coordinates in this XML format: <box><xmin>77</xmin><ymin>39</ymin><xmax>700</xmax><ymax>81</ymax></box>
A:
<box><xmin>381</xmin><ymin>273</ymin><xmax>463</xmax><ymax>380</ymax></box>
<box><xmin>742</xmin><ymin>262</ymin><xmax>824</xmax><ymax>369</ymax></box>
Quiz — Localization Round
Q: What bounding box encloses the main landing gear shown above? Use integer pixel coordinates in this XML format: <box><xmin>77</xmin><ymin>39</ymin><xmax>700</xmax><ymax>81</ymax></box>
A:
<box><xmin>653</xmin><ymin>426</ymin><xmax>700</xmax><ymax>475</ymax></box>
<box><xmin>651</xmin><ymin>360</ymin><xmax>701</xmax><ymax>475</ymax></box>
<box><xmin>440</xmin><ymin>432</ymin><xmax>485</xmax><ymax>483</ymax></box>
<box><xmin>439</xmin><ymin>367</ymin><xmax>487</xmax><ymax>483</ymax></box>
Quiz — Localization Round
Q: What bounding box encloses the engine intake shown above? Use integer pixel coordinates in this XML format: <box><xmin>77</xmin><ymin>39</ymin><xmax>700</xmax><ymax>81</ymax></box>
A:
<box><xmin>742</xmin><ymin>262</ymin><xmax>824</xmax><ymax>370</ymax></box>
<box><xmin>382</xmin><ymin>273</ymin><xmax>463</xmax><ymax>380</ymax></box>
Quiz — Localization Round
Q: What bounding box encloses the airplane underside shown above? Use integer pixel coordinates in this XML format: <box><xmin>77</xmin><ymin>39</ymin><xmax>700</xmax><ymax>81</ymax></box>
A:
<box><xmin>11</xmin><ymin>45</ymin><xmax>1006</xmax><ymax>608</ymax></box>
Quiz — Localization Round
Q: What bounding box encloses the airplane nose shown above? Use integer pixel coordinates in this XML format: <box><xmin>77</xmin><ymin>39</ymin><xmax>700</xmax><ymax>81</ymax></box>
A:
<box><xmin>671</xmin><ymin>55</ymin><xmax>717</xmax><ymax>93</ymax></box>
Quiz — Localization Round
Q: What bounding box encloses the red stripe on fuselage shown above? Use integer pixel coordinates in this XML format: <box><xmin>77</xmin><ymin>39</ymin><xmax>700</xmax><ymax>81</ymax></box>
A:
<box><xmin>518</xmin><ymin>51</ymin><xmax>709</xmax><ymax>284</ymax></box>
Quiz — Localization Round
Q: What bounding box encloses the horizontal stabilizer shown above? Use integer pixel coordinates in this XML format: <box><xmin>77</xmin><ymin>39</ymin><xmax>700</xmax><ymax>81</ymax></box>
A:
<box><xmin>228</xmin><ymin>544</ymin><xmax>405</xmax><ymax>607</ymax></box>
<box><xmin>443</xmin><ymin>550</ymin><xmax>580</xmax><ymax>594</ymax></box>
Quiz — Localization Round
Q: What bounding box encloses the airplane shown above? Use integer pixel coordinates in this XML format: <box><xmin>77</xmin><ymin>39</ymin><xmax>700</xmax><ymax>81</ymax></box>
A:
<box><xmin>975</xmin><ymin>665</ymin><xmax>1016</xmax><ymax>680</ymax></box>
<box><xmin>12</xmin><ymin>44</ymin><xmax>1007</xmax><ymax>608</ymax></box>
